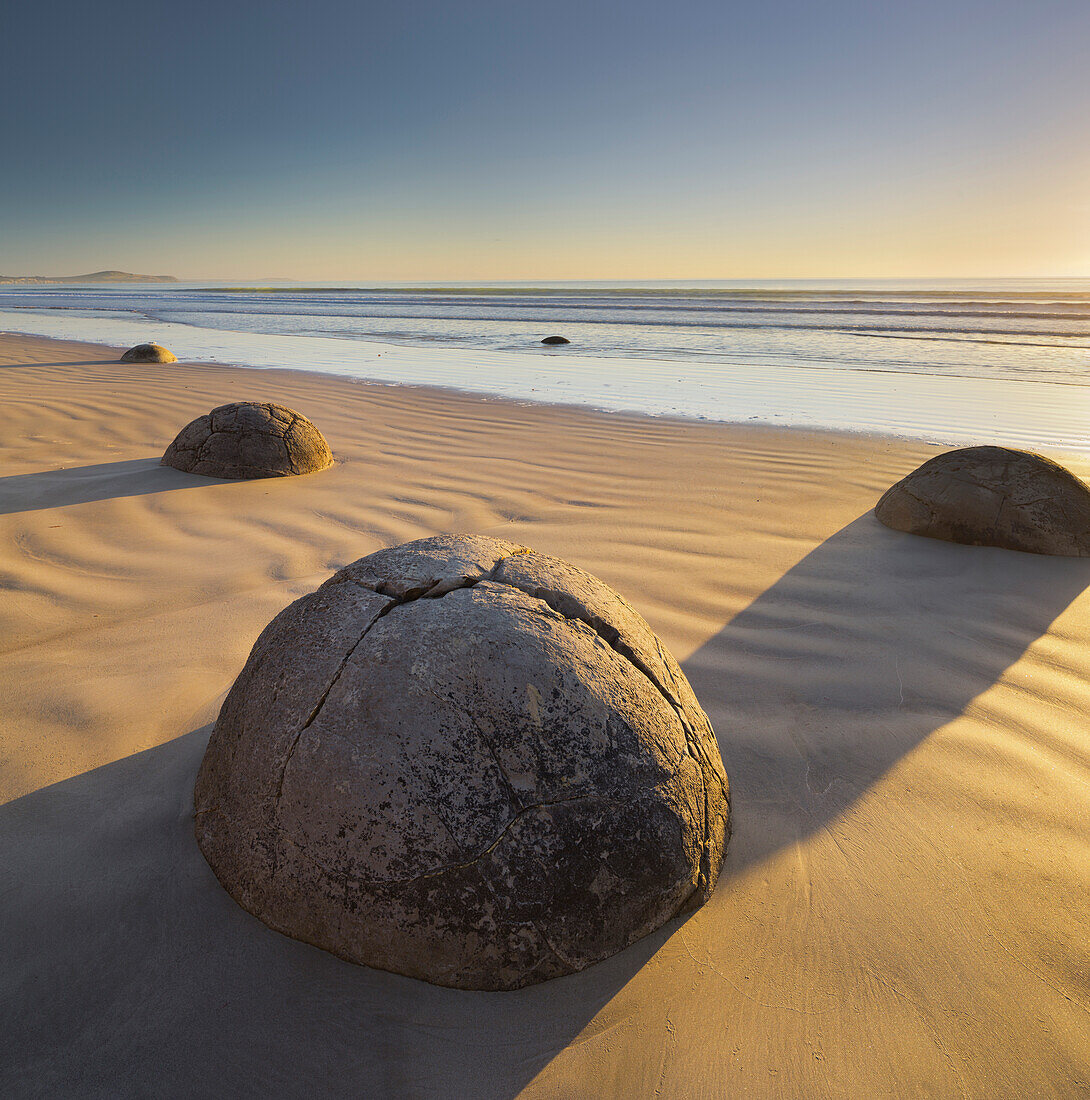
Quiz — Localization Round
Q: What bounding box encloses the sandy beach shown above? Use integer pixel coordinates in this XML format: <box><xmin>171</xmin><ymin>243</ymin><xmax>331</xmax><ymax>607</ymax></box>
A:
<box><xmin>2</xmin><ymin>331</ymin><xmax>1088</xmax><ymax>1096</ymax></box>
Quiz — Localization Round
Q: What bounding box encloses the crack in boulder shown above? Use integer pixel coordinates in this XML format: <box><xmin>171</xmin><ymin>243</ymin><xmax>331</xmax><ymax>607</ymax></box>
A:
<box><xmin>483</xmin><ymin>571</ymin><xmax>725</xmax><ymax>889</ymax></box>
<box><xmin>272</xmin><ymin>559</ymin><xmax>516</xmax><ymax>817</ymax></box>
<box><xmin>163</xmin><ymin>401</ymin><xmax>332</xmax><ymax>480</ymax></box>
<box><xmin>274</xmin><ymin>548</ymin><xmax>725</xmax><ymax>887</ymax></box>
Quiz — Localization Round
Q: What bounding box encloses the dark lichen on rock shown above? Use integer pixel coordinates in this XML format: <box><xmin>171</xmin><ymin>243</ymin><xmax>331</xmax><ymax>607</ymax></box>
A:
<box><xmin>194</xmin><ymin>534</ymin><xmax>730</xmax><ymax>989</ymax></box>
<box><xmin>161</xmin><ymin>401</ymin><xmax>333</xmax><ymax>480</ymax></box>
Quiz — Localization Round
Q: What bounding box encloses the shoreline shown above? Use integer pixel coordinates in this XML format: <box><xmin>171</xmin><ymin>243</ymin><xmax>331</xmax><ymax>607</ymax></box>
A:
<box><xmin>0</xmin><ymin>327</ymin><xmax>952</xmax><ymax>455</ymax></box>
<box><xmin>4</xmin><ymin>314</ymin><xmax>1090</xmax><ymax>458</ymax></box>
<box><xmin>2</xmin><ymin>330</ymin><xmax>1088</xmax><ymax>1095</ymax></box>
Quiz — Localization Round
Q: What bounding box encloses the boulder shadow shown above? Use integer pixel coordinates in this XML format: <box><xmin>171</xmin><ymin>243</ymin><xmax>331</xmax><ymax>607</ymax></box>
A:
<box><xmin>0</xmin><ymin>727</ymin><xmax>672</xmax><ymax>1099</ymax></box>
<box><xmin>680</xmin><ymin>511</ymin><xmax>1090</xmax><ymax>875</ymax></box>
<box><xmin>0</xmin><ymin>459</ymin><xmax>219</xmax><ymax>516</ymax></box>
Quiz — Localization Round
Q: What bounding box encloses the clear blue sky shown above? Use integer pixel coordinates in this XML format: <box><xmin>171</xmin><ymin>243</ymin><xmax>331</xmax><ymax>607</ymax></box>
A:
<box><xmin>2</xmin><ymin>0</ymin><xmax>1089</xmax><ymax>279</ymax></box>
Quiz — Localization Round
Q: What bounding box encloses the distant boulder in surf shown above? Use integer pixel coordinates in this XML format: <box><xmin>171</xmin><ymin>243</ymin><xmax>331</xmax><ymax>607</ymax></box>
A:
<box><xmin>541</xmin><ymin>335</ymin><xmax>570</xmax><ymax>345</ymax></box>
<box><xmin>161</xmin><ymin>401</ymin><xmax>333</xmax><ymax>480</ymax></box>
<box><xmin>875</xmin><ymin>446</ymin><xmax>1090</xmax><ymax>556</ymax></box>
<box><xmin>120</xmin><ymin>342</ymin><xmax>177</xmax><ymax>363</ymax></box>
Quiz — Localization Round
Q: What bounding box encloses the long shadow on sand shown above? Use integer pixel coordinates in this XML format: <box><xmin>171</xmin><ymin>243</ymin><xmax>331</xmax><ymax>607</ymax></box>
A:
<box><xmin>0</xmin><ymin>459</ymin><xmax>216</xmax><ymax>516</ymax></box>
<box><xmin>684</xmin><ymin>511</ymin><xmax>1090</xmax><ymax>875</ymax></box>
<box><xmin>0</xmin><ymin>726</ymin><xmax>674</xmax><ymax>1098</ymax></box>
<box><xmin>2</xmin><ymin>512</ymin><xmax>1087</xmax><ymax>1097</ymax></box>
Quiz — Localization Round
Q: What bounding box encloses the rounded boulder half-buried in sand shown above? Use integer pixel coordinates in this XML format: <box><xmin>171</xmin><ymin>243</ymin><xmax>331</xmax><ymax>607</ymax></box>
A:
<box><xmin>193</xmin><ymin>534</ymin><xmax>730</xmax><ymax>990</ymax></box>
<box><xmin>161</xmin><ymin>401</ymin><xmax>333</xmax><ymax>480</ymax></box>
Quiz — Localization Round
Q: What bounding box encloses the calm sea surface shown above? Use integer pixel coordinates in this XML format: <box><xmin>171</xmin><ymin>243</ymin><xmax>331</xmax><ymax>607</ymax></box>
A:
<box><xmin>3</xmin><ymin>279</ymin><xmax>1090</xmax><ymax>451</ymax></box>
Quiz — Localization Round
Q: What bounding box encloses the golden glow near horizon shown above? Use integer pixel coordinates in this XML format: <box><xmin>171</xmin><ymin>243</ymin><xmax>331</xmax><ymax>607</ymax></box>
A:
<box><xmin>10</xmin><ymin>189</ymin><xmax>1090</xmax><ymax>284</ymax></box>
<box><xmin>36</xmin><ymin>178</ymin><xmax>1088</xmax><ymax>284</ymax></box>
<box><xmin>24</xmin><ymin>146</ymin><xmax>1089</xmax><ymax>283</ymax></box>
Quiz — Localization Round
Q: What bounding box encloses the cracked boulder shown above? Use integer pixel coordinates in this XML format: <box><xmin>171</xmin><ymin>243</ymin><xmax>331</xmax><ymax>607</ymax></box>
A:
<box><xmin>161</xmin><ymin>401</ymin><xmax>333</xmax><ymax>480</ymax></box>
<box><xmin>121</xmin><ymin>342</ymin><xmax>177</xmax><ymax>363</ymax></box>
<box><xmin>875</xmin><ymin>446</ymin><xmax>1090</xmax><ymax>556</ymax></box>
<box><xmin>194</xmin><ymin>534</ymin><xmax>730</xmax><ymax>989</ymax></box>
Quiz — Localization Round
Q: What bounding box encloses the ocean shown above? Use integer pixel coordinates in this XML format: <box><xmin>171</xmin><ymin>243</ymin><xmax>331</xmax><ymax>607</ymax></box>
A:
<box><xmin>3</xmin><ymin>279</ymin><xmax>1089</xmax><ymax>452</ymax></box>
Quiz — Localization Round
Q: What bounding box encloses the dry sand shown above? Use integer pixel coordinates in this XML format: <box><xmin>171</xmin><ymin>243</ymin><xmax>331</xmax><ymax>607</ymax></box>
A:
<box><xmin>1</xmin><ymin>332</ymin><xmax>1088</xmax><ymax>1097</ymax></box>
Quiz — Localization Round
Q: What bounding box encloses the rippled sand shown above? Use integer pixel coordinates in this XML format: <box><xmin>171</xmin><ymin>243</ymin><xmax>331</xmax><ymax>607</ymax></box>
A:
<box><xmin>1</xmin><ymin>333</ymin><xmax>1088</xmax><ymax>1097</ymax></box>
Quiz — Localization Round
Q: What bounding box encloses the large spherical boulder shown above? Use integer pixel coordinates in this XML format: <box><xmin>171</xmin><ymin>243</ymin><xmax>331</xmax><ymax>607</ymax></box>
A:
<box><xmin>120</xmin><ymin>342</ymin><xmax>177</xmax><ymax>363</ymax></box>
<box><xmin>161</xmin><ymin>401</ymin><xmax>333</xmax><ymax>480</ymax></box>
<box><xmin>876</xmin><ymin>446</ymin><xmax>1090</xmax><ymax>556</ymax></box>
<box><xmin>194</xmin><ymin>535</ymin><xmax>729</xmax><ymax>990</ymax></box>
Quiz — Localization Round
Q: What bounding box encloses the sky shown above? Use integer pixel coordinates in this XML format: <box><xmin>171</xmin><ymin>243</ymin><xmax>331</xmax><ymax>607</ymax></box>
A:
<box><xmin>2</xmin><ymin>0</ymin><xmax>1089</xmax><ymax>281</ymax></box>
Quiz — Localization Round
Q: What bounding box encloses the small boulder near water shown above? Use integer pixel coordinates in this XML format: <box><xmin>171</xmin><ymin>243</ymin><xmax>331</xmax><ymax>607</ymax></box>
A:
<box><xmin>120</xmin><ymin>342</ymin><xmax>177</xmax><ymax>363</ymax></box>
<box><xmin>541</xmin><ymin>335</ymin><xmax>570</xmax><ymax>345</ymax></box>
<box><xmin>161</xmin><ymin>401</ymin><xmax>333</xmax><ymax>480</ymax></box>
<box><xmin>194</xmin><ymin>534</ymin><xmax>730</xmax><ymax>990</ymax></box>
<box><xmin>875</xmin><ymin>445</ymin><xmax>1090</xmax><ymax>556</ymax></box>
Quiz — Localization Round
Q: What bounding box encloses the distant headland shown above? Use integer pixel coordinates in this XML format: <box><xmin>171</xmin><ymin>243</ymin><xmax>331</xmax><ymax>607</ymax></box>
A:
<box><xmin>0</xmin><ymin>270</ymin><xmax>178</xmax><ymax>285</ymax></box>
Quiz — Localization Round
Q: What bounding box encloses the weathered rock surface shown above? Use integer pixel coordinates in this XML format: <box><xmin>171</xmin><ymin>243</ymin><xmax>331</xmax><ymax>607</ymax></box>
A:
<box><xmin>194</xmin><ymin>534</ymin><xmax>730</xmax><ymax>990</ymax></box>
<box><xmin>875</xmin><ymin>445</ymin><xmax>1090</xmax><ymax>556</ymax></box>
<box><xmin>161</xmin><ymin>401</ymin><xmax>333</xmax><ymax>480</ymax></box>
<box><xmin>541</xmin><ymin>335</ymin><xmax>570</xmax><ymax>345</ymax></box>
<box><xmin>120</xmin><ymin>342</ymin><xmax>177</xmax><ymax>363</ymax></box>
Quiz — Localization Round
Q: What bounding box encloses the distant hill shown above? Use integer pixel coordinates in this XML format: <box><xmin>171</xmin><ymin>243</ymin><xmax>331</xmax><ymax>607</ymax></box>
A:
<box><xmin>0</xmin><ymin>270</ymin><xmax>178</xmax><ymax>285</ymax></box>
